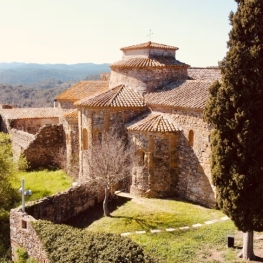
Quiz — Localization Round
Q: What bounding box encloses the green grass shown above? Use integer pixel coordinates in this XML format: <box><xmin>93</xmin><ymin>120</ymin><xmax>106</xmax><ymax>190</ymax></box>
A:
<box><xmin>11</xmin><ymin>169</ymin><xmax>72</xmax><ymax>202</ymax></box>
<box><xmin>74</xmin><ymin>197</ymin><xmax>240</xmax><ymax>263</ymax></box>
<box><xmin>86</xmin><ymin>198</ymin><xmax>225</xmax><ymax>234</ymax></box>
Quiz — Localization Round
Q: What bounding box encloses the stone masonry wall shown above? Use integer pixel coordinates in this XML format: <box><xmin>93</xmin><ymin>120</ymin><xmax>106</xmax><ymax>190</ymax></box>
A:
<box><xmin>130</xmin><ymin>131</ymin><xmax>179</xmax><ymax>198</ymax></box>
<box><xmin>79</xmin><ymin>107</ymin><xmax>146</xmax><ymax>180</ymax></box>
<box><xmin>109</xmin><ymin>67</ymin><xmax>188</xmax><ymax>94</ymax></box>
<box><xmin>10</xmin><ymin>183</ymin><xmax>104</xmax><ymax>262</ymax></box>
<box><xmin>58</xmin><ymin>100</ymin><xmax>76</xmax><ymax>109</ymax></box>
<box><xmin>150</xmin><ymin>107</ymin><xmax>215</xmax><ymax>207</ymax></box>
<box><xmin>10</xmin><ymin>212</ymin><xmax>49</xmax><ymax>263</ymax></box>
<box><xmin>23</xmin><ymin>124</ymin><xmax>65</xmax><ymax>169</ymax></box>
<box><xmin>187</xmin><ymin>67</ymin><xmax>221</xmax><ymax>81</ymax></box>
<box><xmin>12</xmin><ymin>118</ymin><xmax>59</xmax><ymax>134</ymax></box>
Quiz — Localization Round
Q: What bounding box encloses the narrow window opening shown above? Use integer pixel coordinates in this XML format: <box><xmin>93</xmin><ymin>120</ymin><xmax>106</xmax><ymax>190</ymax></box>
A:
<box><xmin>189</xmin><ymin>130</ymin><xmax>194</xmax><ymax>147</ymax></box>
<box><xmin>83</xmin><ymin>128</ymin><xmax>88</xmax><ymax>150</ymax></box>
<box><xmin>21</xmin><ymin>220</ymin><xmax>27</xmax><ymax>229</ymax></box>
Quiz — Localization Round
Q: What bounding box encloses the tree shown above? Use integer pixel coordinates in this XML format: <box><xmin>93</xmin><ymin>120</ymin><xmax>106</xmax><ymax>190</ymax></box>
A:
<box><xmin>0</xmin><ymin>132</ymin><xmax>20</xmax><ymax>259</ymax></box>
<box><xmin>204</xmin><ymin>0</ymin><xmax>263</xmax><ymax>260</ymax></box>
<box><xmin>84</xmin><ymin>129</ymin><xmax>132</xmax><ymax>216</ymax></box>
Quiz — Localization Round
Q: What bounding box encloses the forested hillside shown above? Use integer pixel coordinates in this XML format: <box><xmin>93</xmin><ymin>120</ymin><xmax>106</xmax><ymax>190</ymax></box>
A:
<box><xmin>0</xmin><ymin>62</ymin><xmax>110</xmax><ymax>107</ymax></box>
<box><xmin>0</xmin><ymin>62</ymin><xmax>110</xmax><ymax>84</ymax></box>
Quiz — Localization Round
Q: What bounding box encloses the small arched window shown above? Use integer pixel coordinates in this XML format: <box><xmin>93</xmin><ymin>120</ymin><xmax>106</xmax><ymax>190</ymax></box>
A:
<box><xmin>83</xmin><ymin>128</ymin><xmax>88</xmax><ymax>150</ymax></box>
<box><xmin>188</xmin><ymin>130</ymin><xmax>194</xmax><ymax>147</ymax></box>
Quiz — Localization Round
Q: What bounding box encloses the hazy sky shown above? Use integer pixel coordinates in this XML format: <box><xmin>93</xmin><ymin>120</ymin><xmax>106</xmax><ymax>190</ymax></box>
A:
<box><xmin>0</xmin><ymin>0</ymin><xmax>237</xmax><ymax>66</ymax></box>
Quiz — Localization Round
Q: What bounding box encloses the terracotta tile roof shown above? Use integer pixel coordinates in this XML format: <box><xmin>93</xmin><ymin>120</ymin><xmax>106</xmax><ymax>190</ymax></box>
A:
<box><xmin>64</xmin><ymin>109</ymin><xmax>78</xmax><ymax>119</ymax></box>
<box><xmin>111</xmin><ymin>57</ymin><xmax>188</xmax><ymax>69</ymax></box>
<box><xmin>121</xmin><ymin>41</ymin><xmax>178</xmax><ymax>51</ymax></box>
<box><xmin>127</xmin><ymin>113</ymin><xmax>181</xmax><ymax>133</ymax></box>
<box><xmin>146</xmin><ymin>80</ymin><xmax>214</xmax><ymax>110</ymax></box>
<box><xmin>56</xmin><ymin>81</ymin><xmax>109</xmax><ymax>101</ymax></box>
<box><xmin>75</xmin><ymin>85</ymin><xmax>146</xmax><ymax>108</ymax></box>
<box><xmin>0</xmin><ymin>108</ymin><xmax>60</xmax><ymax>120</ymax></box>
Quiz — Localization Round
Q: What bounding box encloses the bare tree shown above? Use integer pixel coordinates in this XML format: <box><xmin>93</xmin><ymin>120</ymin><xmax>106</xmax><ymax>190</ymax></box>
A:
<box><xmin>84</xmin><ymin>129</ymin><xmax>132</xmax><ymax>216</ymax></box>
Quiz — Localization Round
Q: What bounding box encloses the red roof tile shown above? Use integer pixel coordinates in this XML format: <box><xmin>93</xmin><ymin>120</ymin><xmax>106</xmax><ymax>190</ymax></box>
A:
<box><xmin>127</xmin><ymin>113</ymin><xmax>181</xmax><ymax>133</ymax></box>
<box><xmin>0</xmin><ymin>108</ymin><xmax>60</xmax><ymax>120</ymax></box>
<box><xmin>146</xmin><ymin>80</ymin><xmax>214</xmax><ymax>110</ymax></box>
<box><xmin>75</xmin><ymin>85</ymin><xmax>146</xmax><ymax>108</ymax></box>
<box><xmin>56</xmin><ymin>81</ymin><xmax>109</xmax><ymax>101</ymax></box>
<box><xmin>121</xmin><ymin>41</ymin><xmax>178</xmax><ymax>51</ymax></box>
<box><xmin>64</xmin><ymin>109</ymin><xmax>78</xmax><ymax>119</ymax></box>
<box><xmin>111</xmin><ymin>57</ymin><xmax>188</xmax><ymax>69</ymax></box>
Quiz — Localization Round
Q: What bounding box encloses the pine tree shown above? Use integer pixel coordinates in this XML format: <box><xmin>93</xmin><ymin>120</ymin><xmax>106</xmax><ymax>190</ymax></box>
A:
<box><xmin>204</xmin><ymin>0</ymin><xmax>263</xmax><ymax>260</ymax></box>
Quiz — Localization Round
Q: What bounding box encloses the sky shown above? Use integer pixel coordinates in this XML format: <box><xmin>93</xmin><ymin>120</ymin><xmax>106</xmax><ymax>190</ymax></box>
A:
<box><xmin>0</xmin><ymin>0</ymin><xmax>237</xmax><ymax>67</ymax></box>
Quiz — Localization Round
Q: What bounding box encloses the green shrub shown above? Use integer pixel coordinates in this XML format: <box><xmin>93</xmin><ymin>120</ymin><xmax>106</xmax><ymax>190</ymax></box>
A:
<box><xmin>33</xmin><ymin>220</ymin><xmax>157</xmax><ymax>263</ymax></box>
<box><xmin>15</xmin><ymin>247</ymin><xmax>39</xmax><ymax>263</ymax></box>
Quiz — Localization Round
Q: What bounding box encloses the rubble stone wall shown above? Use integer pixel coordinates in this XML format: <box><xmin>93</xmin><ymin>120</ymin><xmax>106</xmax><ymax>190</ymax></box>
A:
<box><xmin>187</xmin><ymin>67</ymin><xmax>221</xmax><ymax>81</ymax></box>
<box><xmin>23</xmin><ymin>124</ymin><xmax>65</xmax><ymax>169</ymax></box>
<box><xmin>63</xmin><ymin>118</ymin><xmax>79</xmax><ymax>178</ymax></box>
<box><xmin>10</xmin><ymin>183</ymin><xmax>104</xmax><ymax>262</ymax></box>
<box><xmin>130</xmin><ymin>131</ymin><xmax>179</xmax><ymax>198</ymax></box>
<box><xmin>58</xmin><ymin>100</ymin><xmax>76</xmax><ymax>109</ymax></box>
<box><xmin>79</xmin><ymin>107</ymin><xmax>146</xmax><ymax>179</ymax></box>
<box><xmin>109</xmin><ymin>67</ymin><xmax>188</xmax><ymax>93</ymax></box>
<box><xmin>10</xmin><ymin>212</ymin><xmax>49</xmax><ymax>263</ymax></box>
<box><xmin>12</xmin><ymin>118</ymin><xmax>59</xmax><ymax>134</ymax></box>
<box><xmin>151</xmin><ymin>107</ymin><xmax>215</xmax><ymax>207</ymax></box>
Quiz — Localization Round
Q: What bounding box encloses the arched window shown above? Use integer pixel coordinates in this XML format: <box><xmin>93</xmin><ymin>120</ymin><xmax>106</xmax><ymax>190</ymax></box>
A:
<box><xmin>188</xmin><ymin>130</ymin><xmax>194</xmax><ymax>147</ymax></box>
<box><xmin>83</xmin><ymin>128</ymin><xmax>88</xmax><ymax>150</ymax></box>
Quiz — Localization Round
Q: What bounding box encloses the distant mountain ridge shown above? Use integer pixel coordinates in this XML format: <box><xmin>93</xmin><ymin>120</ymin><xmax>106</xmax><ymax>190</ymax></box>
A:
<box><xmin>0</xmin><ymin>62</ymin><xmax>110</xmax><ymax>84</ymax></box>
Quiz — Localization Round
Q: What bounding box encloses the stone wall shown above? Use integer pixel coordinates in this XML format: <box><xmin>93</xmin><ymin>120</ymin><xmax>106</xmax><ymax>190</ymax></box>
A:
<box><xmin>63</xmin><ymin>117</ymin><xmax>79</xmax><ymax>178</ymax></box>
<box><xmin>187</xmin><ymin>67</ymin><xmax>221</xmax><ymax>81</ymax></box>
<box><xmin>130</xmin><ymin>131</ymin><xmax>179</xmax><ymax>198</ymax></box>
<box><xmin>10</xmin><ymin>182</ymin><xmax>104</xmax><ymax>262</ymax></box>
<box><xmin>22</xmin><ymin>124</ymin><xmax>65</xmax><ymax>169</ymax></box>
<box><xmin>11</xmin><ymin>118</ymin><xmax>59</xmax><ymax>134</ymax></box>
<box><xmin>79</xmin><ymin>107</ymin><xmax>146</xmax><ymax>179</ymax></box>
<box><xmin>58</xmin><ymin>100</ymin><xmax>76</xmax><ymax>109</ymax></box>
<box><xmin>10</xmin><ymin>212</ymin><xmax>49</xmax><ymax>263</ymax></box>
<box><xmin>122</xmin><ymin>48</ymin><xmax>175</xmax><ymax>59</ymax></box>
<box><xmin>150</xmin><ymin>107</ymin><xmax>215</xmax><ymax>207</ymax></box>
<box><xmin>109</xmin><ymin>67</ymin><xmax>188</xmax><ymax>94</ymax></box>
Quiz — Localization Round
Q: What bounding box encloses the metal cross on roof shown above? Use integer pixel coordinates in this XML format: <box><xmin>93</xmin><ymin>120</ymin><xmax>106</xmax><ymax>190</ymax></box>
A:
<box><xmin>147</xmin><ymin>29</ymin><xmax>153</xmax><ymax>41</ymax></box>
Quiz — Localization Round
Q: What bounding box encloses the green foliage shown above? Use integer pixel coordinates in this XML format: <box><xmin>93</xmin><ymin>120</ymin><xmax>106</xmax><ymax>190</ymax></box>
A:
<box><xmin>0</xmin><ymin>133</ymin><xmax>20</xmax><ymax>258</ymax></box>
<box><xmin>33</xmin><ymin>220</ymin><xmax>156</xmax><ymax>263</ymax></box>
<box><xmin>204</xmin><ymin>0</ymin><xmax>263</xmax><ymax>232</ymax></box>
<box><xmin>15</xmin><ymin>247</ymin><xmax>39</xmax><ymax>263</ymax></box>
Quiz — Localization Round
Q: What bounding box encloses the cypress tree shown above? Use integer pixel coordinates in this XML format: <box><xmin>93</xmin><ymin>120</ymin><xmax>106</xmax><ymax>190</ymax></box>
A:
<box><xmin>204</xmin><ymin>0</ymin><xmax>263</xmax><ymax>260</ymax></box>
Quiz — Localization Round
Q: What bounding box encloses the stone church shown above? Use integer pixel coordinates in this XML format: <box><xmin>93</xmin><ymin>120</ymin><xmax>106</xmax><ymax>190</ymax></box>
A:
<box><xmin>0</xmin><ymin>41</ymin><xmax>221</xmax><ymax>207</ymax></box>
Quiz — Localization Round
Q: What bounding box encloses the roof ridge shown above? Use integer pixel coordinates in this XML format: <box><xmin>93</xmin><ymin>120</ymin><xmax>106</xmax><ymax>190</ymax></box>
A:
<box><xmin>108</xmin><ymin>85</ymin><xmax>124</xmax><ymax>106</ymax></box>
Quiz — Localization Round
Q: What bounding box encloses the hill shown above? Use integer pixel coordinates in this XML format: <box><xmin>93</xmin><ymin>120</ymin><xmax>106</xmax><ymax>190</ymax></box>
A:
<box><xmin>0</xmin><ymin>62</ymin><xmax>110</xmax><ymax>85</ymax></box>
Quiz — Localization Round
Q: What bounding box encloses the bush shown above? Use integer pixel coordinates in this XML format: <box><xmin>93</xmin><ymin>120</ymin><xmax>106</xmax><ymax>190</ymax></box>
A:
<box><xmin>33</xmin><ymin>220</ymin><xmax>157</xmax><ymax>263</ymax></box>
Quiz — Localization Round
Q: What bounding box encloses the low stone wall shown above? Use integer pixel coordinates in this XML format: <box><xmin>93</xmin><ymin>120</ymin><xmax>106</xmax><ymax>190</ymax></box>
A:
<box><xmin>25</xmin><ymin>183</ymin><xmax>103</xmax><ymax>223</ymax></box>
<box><xmin>10</xmin><ymin>182</ymin><xmax>104</xmax><ymax>262</ymax></box>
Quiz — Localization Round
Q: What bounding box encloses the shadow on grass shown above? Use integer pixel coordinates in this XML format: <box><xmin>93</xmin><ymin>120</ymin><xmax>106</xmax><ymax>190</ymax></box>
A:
<box><xmin>64</xmin><ymin>196</ymin><xmax>130</xmax><ymax>228</ymax></box>
<box><xmin>110</xmin><ymin>215</ymin><xmax>160</xmax><ymax>230</ymax></box>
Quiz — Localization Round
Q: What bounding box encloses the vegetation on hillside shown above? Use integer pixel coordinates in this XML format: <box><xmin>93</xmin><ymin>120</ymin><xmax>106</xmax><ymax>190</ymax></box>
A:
<box><xmin>0</xmin><ymin>133</ymin><xmax>20</xmax><ymax>259</ymax></box>
<box><xmin>204</xmin><ymin>0</ymin><xmax>263</xmax><ymax>260</ymax></box>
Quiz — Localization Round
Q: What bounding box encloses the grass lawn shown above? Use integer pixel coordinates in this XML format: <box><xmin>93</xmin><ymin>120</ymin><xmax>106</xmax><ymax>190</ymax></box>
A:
<box><xmin>67</xmin><ymin>196</ymin><xmax>244</xmax><ymax>263</ymax></box>
<box><xmin>11</xmin><ymin>169</ymin><xmax>72</xmax><ymax>202</ymax></box>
